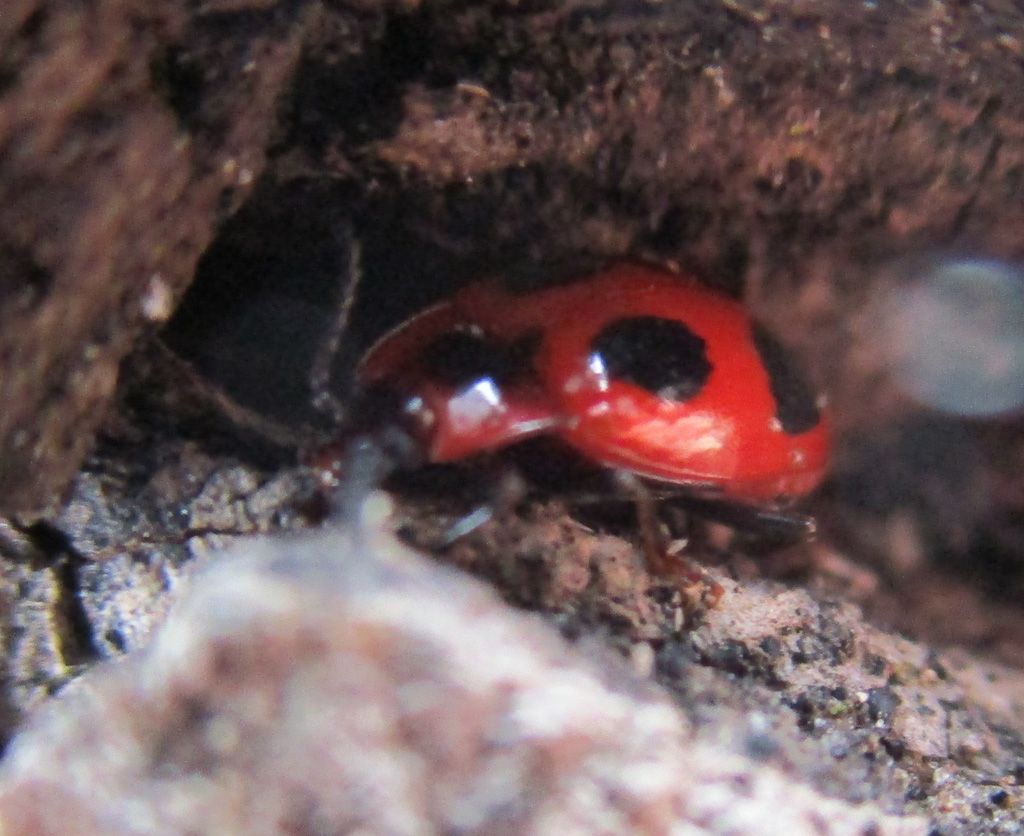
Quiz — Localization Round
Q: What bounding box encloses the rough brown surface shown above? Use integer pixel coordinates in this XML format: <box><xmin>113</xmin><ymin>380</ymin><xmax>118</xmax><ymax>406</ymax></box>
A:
<box><xmin>0</xmin><ymin>0</ymin><xmax>306</xmax><ymax>514</ymax></box>
<box><xmin>4</xmin><ymin>0</ymin><xmax>1024</xmax><ymax>834</ymax></box>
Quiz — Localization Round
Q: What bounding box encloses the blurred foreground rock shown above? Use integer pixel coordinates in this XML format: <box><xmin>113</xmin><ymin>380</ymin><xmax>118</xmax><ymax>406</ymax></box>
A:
<box><xmin>0</xmin><ymin>496</ymin><xmax>927</xmax><ymax>836</ymax></box>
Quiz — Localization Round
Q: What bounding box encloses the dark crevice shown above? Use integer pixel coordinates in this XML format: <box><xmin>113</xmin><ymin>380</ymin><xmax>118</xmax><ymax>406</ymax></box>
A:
<box><xmin>20</xmin><ymin>521</ymin><xmax>103</xmax><ymax>666</ymax></box>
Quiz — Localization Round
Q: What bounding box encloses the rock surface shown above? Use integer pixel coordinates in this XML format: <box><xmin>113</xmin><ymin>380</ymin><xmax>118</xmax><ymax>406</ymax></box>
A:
<box><xmin>0</xmin><ymin>498</ymin><xmax>929</xmax><ymax>836</ymax></box>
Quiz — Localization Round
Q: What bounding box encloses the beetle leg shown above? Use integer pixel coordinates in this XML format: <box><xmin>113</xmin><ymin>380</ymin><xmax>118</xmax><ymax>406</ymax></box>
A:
<box><xmin>665</xmin><ymin>496</ymin><xmax>817</xmax><ymax>545</ymax></box>
<box><xmin>439</xmin><ymin>462</ymin><xmax>528</xmax><ymax>546</ymax></box>
<box><xmin>613</xmin><ymin>470</ymin><xmax>723</xmax><ymax>606</ymax></box>
<box><xmin>439</xmin><ymin>505</ymin><xmax>494</xmax><ymax>545</ymax></box>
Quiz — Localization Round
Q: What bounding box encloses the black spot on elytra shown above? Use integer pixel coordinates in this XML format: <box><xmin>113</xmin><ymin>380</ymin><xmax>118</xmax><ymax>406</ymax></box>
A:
<box><xmin>751</xmin><ymin>323</ymin><xmax>820</xmax><ymax>434</ymax></box>
<box><xmin>421</xmin><ymin>329</ymin><xmax>540</xmax><ymax>390</ymax></box>
<box><xmin>591</xmin><ymin>316</ymin><xmax>712</xmax><ymax>401</ymax></box>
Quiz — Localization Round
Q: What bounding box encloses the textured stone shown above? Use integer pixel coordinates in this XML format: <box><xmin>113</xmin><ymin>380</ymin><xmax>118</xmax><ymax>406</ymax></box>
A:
<box><xmin>0</xmin><ymin>496</ymin><xmax>927</xmax><ymax>836</ymax></box>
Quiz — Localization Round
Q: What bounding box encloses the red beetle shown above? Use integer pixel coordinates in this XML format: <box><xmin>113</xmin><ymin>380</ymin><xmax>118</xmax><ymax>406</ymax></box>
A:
<box><xmin>314</xmin><ymin>264</ymin><xmax>830</xmax><ymax>572</ymax></box>
<box><xmin>353</xmin><ymin>264</ymin><xmax>828</xmax><ymax>498</ymax></box>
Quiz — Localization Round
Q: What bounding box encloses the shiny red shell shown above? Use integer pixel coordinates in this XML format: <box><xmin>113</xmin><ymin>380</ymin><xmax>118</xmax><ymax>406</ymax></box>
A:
<box><xmin>360</xmin><ymin>264</ymin><xmax>830</xmax><ymax>504</ymax></box>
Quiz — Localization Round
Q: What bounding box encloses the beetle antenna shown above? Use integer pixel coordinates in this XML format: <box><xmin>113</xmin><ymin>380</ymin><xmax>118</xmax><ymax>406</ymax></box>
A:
<box><xmin>437</xmin><ymin>464</ymin><xmax>527</xmax><ymax>545</ymax></box>
<box><xmin>310</xmin><ymin>221</ymin><xmax>363</xmax><ymax>428</ymax></box>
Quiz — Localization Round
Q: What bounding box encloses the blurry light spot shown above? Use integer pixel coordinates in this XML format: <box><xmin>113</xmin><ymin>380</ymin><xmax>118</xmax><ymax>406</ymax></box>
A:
<box><xmin>141</xmin><ymin>273</ymin><xmax>174</xmax><ymax>322</ymax></box>
<box><xmin>884</xmin><ymin>258</ymin><xmax>1024</xmax><ymax>416</ymax></box>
